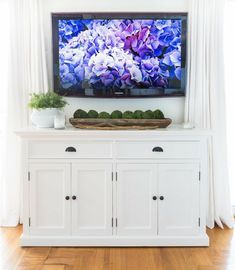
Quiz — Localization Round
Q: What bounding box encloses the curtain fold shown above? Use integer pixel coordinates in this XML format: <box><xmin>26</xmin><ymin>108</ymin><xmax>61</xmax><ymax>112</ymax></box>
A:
<box><xmin>0</xmin><ymin>0</ymin><xmax>48</xmax><ymax>226</ymax></box>
<box><xmin>185</xmin><ymin>0</ymin><xmax>234</xmax><ymax>228</ymax></box>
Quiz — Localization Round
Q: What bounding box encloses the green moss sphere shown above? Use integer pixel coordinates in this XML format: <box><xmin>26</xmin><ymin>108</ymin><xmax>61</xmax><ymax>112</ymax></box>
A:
<box><xmin>153</xmin><ymin>109</ymin><xmax>165</xmax><ymax>119</ymax></box>
<box><xmin>87</xmin><ymin>110</ymin><xmax>98</xmax><ymax>118</ymax></box>
<box><xmin>133</xmin><ymin>110</ymin><xmax>144</xmax><ymax>119</ymax></box>
<box><xmin>73</xmin><ymin>109</ymin><xmax>88</xmax><ymax>118</ymax></box>
<box><xmin>143</xmin><ymin>110</ymin><xmax>154</xmax><ymax>119</ymax></box>
<box><xmin>98</xmin><ymin>112</ymin><xmax>111</xmax><ymax>119</ymax></box>
<box><xmin>111</xmin><ymin>110</ymin><xmax>122</xmax><ymax>119</ymax></box>
<box><xmin>123</xmin><ymin>111</ymin><xmax>134</xmax><ymax>119</ymax></box>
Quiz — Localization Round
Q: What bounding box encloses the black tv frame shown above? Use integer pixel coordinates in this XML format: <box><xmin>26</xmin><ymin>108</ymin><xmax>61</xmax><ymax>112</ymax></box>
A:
<box><xmin>52</xmin><ymin>12</ymin><xmax>187</xmax><ymax>98</ymax></box>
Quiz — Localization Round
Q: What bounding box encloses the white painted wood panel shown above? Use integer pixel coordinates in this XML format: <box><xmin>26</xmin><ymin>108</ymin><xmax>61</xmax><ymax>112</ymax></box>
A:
<box><xmin>116</xmin><ymin>141</ymin><xmax>200</xmax><ymax>159</ymax></box>
<box><xmin>29</xmin><ymin>163</ymin><xmax>71</xmax><ymax>235</ymax></box>
<box><xmin>116</xmin><ymin>163</ymin><xmax>157</xmax><ymax>236</ymax></box>
<box><xmin>29</xmin><ymin>140</ymin><xmax>112</xmax><ymax>159</ymax></box>
<box><xmin>71</xmin><ymin>163</ymin><xmax>113</xmax><ymax>236</ymax></box>
<box><xmin>158</xmin><ymin>163</ymin><xmax>200</xmax><ymax>236</ymax></box>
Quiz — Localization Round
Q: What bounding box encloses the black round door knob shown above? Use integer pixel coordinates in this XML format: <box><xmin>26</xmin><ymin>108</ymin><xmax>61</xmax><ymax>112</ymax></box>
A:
<box><xmin>159</xmin><ymin>196</ymin><xmax>164</xmax><ymax>200</ymax></box>
<box><xmin>65</xmin><ymin>196</ymin><xmax>70</xmax><ymax>200</ymax></box>
<box><xmin>152</xmin><ymin>196</ymin><xmax>157</xmax><ymax>201</ymax></box>
<box><xmin>72</xmin><ymin>195</ymin><xmax>77</xmax><ymax>200</ymax></box>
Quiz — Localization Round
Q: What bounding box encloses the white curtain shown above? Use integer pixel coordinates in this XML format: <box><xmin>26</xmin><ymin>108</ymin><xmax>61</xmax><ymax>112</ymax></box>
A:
<box><xmin>224</xmin><ymin>1</ymin><xmax>235</xmax><ymax>211</ymax></box>
<box><xmin>0</xmin><ymin>0</ymin><xmax>48</xmax><ymax>226</ymax></box>
<box><xmin>185</xmin><ymin>0</ymin><xmax>234</xmax><ymax>228</ymax></box>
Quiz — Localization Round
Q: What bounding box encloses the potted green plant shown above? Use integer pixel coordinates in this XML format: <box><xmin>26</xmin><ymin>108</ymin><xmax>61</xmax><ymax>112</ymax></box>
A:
<box><xmin>29</xmin><ymin>92</ymin><xmax>68</xmax><ymax>128</ymax></box>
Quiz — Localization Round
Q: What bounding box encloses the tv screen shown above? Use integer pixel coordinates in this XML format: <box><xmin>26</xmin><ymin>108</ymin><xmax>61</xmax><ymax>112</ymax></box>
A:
<box><xmin>52</xmin><ymin>13</ymin><xmax>187</xmax><ymax>98</ymax></box>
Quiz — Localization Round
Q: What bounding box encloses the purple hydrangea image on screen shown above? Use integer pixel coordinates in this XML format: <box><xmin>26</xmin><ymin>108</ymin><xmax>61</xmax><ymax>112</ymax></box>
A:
<box><xmin>58</xmin><ymin>19</ymin><xmax>182</xmax><ymax>92</ymax></box>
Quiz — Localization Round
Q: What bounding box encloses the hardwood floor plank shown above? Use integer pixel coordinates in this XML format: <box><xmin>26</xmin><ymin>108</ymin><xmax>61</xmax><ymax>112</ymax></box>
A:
<box><xmin>0</xmin><ymin>225</ymin><xmax>235</xmax><ymax>270</ymax></box>
<box><xmin>39</xmin><ymin>266</ymin><xmax>65</xmax><ymax>270</ymax></box>
<box><xmin>160</xmin><ymin>248</ymin><xmax>197</xmax><ymax>270</ymax></box>
<box><xmin>48</xmin><ymin>247</ymin><xmax>93</xmax><ymax>258</ymax></box>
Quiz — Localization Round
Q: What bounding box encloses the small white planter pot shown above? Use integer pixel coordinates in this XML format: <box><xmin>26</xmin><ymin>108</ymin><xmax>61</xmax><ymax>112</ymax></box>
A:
<box><xmin>31</xmin><ymin>108</ymin><xmax>59</xmax><ymax>128</ymax></box>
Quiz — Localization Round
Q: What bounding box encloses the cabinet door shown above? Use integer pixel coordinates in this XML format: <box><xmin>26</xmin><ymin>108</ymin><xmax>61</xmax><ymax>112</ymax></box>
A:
<box><xmin>116</xmin><ymin>163</ymin><xmax>157</xmax><ymax>236</ymax></box>
<box><xmin>158</xmin><ymin>163</ymin><xmax>200</xmax><ymax>236</ymax></box>
<box><xmin>72</xmin><ymin>163</ymin><xmax>113</xmax><ymax>236</ymax></box>
<box><xmin>29</xmin><ymin>163</ymin><xmax>71</xmax><ymax>235</ymax></box>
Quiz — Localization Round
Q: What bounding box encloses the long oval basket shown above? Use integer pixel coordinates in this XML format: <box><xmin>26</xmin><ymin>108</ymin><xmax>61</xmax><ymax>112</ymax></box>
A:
<box><xmin>69</xmin><ymin>118</ymin><xmax>172</xmax><ymax>130</ymax></box>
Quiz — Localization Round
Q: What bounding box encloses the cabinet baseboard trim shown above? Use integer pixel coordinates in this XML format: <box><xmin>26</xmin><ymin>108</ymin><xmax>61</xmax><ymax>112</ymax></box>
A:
<box><xmin>20</xmin><ymin>234</ymin><xmax>209</xmax><ymax>247</ymax></box>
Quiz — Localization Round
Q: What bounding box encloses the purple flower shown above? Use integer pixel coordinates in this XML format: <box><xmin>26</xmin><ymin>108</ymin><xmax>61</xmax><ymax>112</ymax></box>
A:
<box><xmin>58</xmin><ymin>18</ymin><xmax>182</xmax><ymax>90</ymax></box>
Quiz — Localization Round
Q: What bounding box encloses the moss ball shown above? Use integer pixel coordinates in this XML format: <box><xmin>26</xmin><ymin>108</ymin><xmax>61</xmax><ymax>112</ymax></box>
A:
<box><xmin>111</xmin><ymin>110</ymin><xmax>122</xmax><ymax>119</ymax></box>
<box><xmin>98</xmin><ymin>111</ymin><xmax>111</xmax><ymax>119</ymax></box>
<box><xmin>143</xmin><ymin>110</ymin><xmax>154</xmax><ymax>119</ymax></box>
<box><xmin>73</xmin><ymin>109</ymin><xmax>88</xmax><ymax>118</ymax></box>
<box><xmin>133</xmin><ymin>110</ymin><xmax>144</xmax><ymax>119</ymax></box>
<box><xmin>153</xmin><ymin>109</ymin><xmax>165</xmax><ymax>119</ymax></box>
<box><xmin>123</xmin><ymin>111</ymin><xmax>134</xmax><ymax>119</ymax></box>
<box><xmin>87</xmin><ymin>110</ymin><xmax>98</xmax><ymax>118</ymax></box>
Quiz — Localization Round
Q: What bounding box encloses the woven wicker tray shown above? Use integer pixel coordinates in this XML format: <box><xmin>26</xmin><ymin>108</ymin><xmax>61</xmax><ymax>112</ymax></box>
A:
<box><xmin>69</xmin><ymin>118</ymin><xmax>172</xmax><ymax>130</ymax></box>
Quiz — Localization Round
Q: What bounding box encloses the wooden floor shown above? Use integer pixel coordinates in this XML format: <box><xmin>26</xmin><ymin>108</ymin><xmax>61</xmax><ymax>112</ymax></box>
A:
<box><xmin>0</xmin><ymin>226</ymin><xmax>235</xmax><ymax>270</ymax></box>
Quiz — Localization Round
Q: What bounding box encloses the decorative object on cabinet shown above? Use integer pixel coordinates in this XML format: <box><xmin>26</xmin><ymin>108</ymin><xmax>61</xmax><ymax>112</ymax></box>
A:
<box><xmin>29</xmin><ymin>92</ymin><xmax>68</xmax><ymax>128</ymax></box>
<box><xmin>70</xmin><ymin>109</ymin><xmax>171</xmax><ymax>130</ymax></box>
<box><xmin>54</xmin><ymin>111</ymin><xmax>66</xmax><ymax>130</ymax></box>
<box><xmin>16</xmin><ymin>127</ymin><xmax>209</xmax><ymax>247</ymax></box>
<box><xmin>69</xmin><ymin>118</ymin><xmax>172</xmax><ymax>130</ymax></box>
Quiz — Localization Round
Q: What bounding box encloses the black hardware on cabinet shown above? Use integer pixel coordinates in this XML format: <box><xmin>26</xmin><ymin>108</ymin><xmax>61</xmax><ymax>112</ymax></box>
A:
<box><xmin>65</xmin><ymin>196</ymin><xmax>70</xmax><ymax>200</ymax></box>
<box><xmin>159</xmin><ymin>196</ymin><xmax>164</xmax><ymax>201</ymax></box>
<box><xmin>152</xmin><ymin>196</ymin><xmax>157</xmax><ymax>201</ymax></box>
<box><xmin>65</xmin><ymin>146</ymin><xmax>77</xmax><ymax>152</ymax></box>
<box><xmin>72</xmin><ymin>195</ymin><xmax>77</xmax><ymax>200</ymax></box>
<box><xmin>152</xmin><ymin>146</ymin><xmax>163</xmax><ymax>152</ymax></box>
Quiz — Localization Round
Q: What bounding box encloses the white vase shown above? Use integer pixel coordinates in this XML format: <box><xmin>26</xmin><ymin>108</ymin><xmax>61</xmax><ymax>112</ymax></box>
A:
<box><xmin>31</xmin><ymin>108</ymin><xmax>59</xmax><ymax>128</ymax></box>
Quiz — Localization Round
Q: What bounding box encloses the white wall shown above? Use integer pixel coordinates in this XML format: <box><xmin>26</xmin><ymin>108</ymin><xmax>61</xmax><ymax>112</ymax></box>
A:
<box><xmin>42</xmin><ymin>0</ymin><xmax>188</xmax><ymax>123</ymax></box>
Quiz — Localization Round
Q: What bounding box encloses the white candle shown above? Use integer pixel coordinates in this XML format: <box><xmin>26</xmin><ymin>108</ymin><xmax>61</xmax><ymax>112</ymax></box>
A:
<box><xmin>54</xmin><ymin>111</ymin><xmax>65</xmax><ymax>129</ymax></box>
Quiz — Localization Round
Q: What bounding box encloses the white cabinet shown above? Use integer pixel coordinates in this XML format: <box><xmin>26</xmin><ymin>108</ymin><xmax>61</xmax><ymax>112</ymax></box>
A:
<box><xmin>71</xmin><ymin>163</ymin><xmax>113</xmax><ymax>236</ymax></box>
<box><xmin>29</xmin><ymin>163</ymin><xmax>71</xmax><ymax>236</ymax></box>
<box><xmin>16</xmin><ymin>128</ymin><xmax>209</xmax><ymax>246</ymax></box>
<box><xmin>116</xmin><ymin>163</ymin><xmax>157</xmax><ymax>236</ymax></box>
<box><xmin>158</xmin><ymin>164</ymin><xmax>200</xmax><ymax>236</ymax></box>
<box><xmin>29</xmin><ymin>162</ymin><xmax>113</xmax><ymax>237</ymax></box>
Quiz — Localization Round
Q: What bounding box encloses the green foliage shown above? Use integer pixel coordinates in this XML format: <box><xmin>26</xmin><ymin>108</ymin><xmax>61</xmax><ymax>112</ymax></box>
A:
<box><xmin>74</xmin><ymin>109</ymin><xmax>88</xmax><ymax>118</ymax></box>
<box><xmin>87</xmin><ymin>110</ymin><xmax>98</xmax><ymax>118</ymax></box>
<box><xmin>28</xmin><ymin>92</ymin><xmax>68</xmax><ymax>109</ymax></box>
<box><xmin>123</xmin><ymin>111</ymin><xmax>134</xmax><ymax>119</ymax></box>
<box><xmin>98</xmin><ymin>112</ymin><xmax>111</xmax><ymax>119</ymax></box>
<box><xmin>111</xmin><ymin>110</ymin><xmax>123</xmax><ymax>119</ymax></box>
<box><xmin>72</xmin><ymin>108</ymin><xmax>165</xmax><ymax>120</ymax></box>
<box><xmin>143</xmin><ymin>110</ymin><xmax>154</xmax><ymax>119</ymax></box>
<box><xmin>153</xmin><ymin>109</ymin><xmax>165</xmax><ymax>119</ymax></box>
<box><xmin>133</xmin><ymin>110</ymin><xmax>144</xmax><ymax>119</ymax></box>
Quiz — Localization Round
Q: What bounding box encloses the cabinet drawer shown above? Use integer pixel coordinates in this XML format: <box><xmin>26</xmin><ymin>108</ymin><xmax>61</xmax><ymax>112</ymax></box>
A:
<box><xmin>29</xmin><ymin>141</ymin><xmax>112</xmax><ymax>159</ymax></box>
<box><xmin>116</xmin><ymin>141</ymin><xmax>200</xmax><ymax>159</ymax></box>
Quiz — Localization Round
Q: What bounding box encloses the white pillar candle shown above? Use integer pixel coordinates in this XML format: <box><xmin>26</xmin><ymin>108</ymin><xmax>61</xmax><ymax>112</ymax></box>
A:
<box><xmin>54</xmin><ymin>111</ymin><xmax>65</xmax><ymax>129</ymax></box>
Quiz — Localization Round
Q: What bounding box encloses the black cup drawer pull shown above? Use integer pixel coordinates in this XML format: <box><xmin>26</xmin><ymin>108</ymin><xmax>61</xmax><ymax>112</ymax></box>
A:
<box><xmin>152</xmin><ymin>146</ymin><xmax>164</xmax><ymax>152</ymax></box>
<box><xmin>65</xmin><ymin>146</ymin><xmax>77</xmax><ymax>152</ymax></box>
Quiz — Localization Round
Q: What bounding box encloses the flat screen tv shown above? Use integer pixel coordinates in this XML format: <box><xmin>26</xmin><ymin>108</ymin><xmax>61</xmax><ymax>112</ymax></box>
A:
<box><xmin>52</xmin><ymin>13</ymin><xmax>187</xmax><ymax>98</ymax></box>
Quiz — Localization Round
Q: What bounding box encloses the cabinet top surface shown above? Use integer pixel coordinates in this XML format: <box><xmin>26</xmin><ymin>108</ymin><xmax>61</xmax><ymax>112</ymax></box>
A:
<box><xmin>15</xmin><ymin>125</ymin><xmax>211</xmax><ymax>139</ymax></box>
